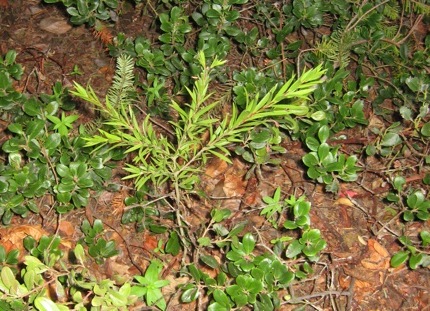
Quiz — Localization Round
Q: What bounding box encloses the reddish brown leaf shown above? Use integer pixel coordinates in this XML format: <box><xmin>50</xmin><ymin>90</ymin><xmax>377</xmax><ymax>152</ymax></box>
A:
<box><xmin>58</xmin><ymin>220</ymin><xmax>75</xmax><ymax>237</ymax></box>
<box><xmin>143</xmin><ymin>233</ymin><xmax>158</xmax><ymax>251</ymax></box>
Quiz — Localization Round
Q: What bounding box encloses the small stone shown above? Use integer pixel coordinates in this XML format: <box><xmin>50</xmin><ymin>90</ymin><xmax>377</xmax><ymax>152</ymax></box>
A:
<box><xmin>39</xmin><ymin>17</ymin><xmax>72</xmax><ymax>35</ymax></box>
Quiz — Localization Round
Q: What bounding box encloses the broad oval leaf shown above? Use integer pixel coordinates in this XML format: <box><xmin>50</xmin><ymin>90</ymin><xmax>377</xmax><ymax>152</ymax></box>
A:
<box><xmin>380</xmin><ymin>132</ymin><xmax>402</xmax><ymax>147</ymax></box>
<box><xmin>305</xmin><ymin>136</ymin><xmax>320</xmax><ymax>151</ymax></box>
<box><xmin>242</xmin><ymin>233</ymin><xmax>256</xmax><ymax>254</ymax></box>
<box><xmin>200</xmin><ymin>254</ymin><xmax>219</xmax><ymax>269</ymax></box>
<box><xmin>421</xmin><ymin>122</ymin><xmax>430</xmax><ymax>137</ymax></box>
<box><xmin>318</xmin><ymin>125</ymin><xmax>330</xmax><ymax>143</ymax></box>
<box><xmin>285</xmin><ymin>240</ymin><xmax>303</xmax><ymax>258</ymax></box>
<box><xmin>34</xmin><ymin>297</ymin><xmax>61</xmax><ymax>311</ymax></box>
<box><xmin>390</xmin><ymin>251</ymin><xmax>409</xmax><ymax>267</ymax></box>
<box><xmin>181</xmin><ymin>286</ymin><xmax>200</xmax><ymax>303</ymax></box>
<box><xmin>165</xmin><ymin>231</ymin><xmax>180</xmax><ymax>256</ymax></box>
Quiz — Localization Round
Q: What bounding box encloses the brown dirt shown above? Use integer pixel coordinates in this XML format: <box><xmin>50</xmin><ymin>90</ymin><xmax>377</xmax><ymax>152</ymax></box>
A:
<box><xmin>1</xmin><ymin>1</ymin><xmax>429</xmax><ymax>310</ymax></box>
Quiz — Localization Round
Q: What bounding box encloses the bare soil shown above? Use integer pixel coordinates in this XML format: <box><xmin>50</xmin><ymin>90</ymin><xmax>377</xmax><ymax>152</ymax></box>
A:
<box><xmin>1</xmin><ymin>1</ymin><xmax>429</xmax><ymax>310</ymax></box>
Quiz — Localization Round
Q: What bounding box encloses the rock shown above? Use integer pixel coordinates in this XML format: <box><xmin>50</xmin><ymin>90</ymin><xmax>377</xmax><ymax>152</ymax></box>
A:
<box><xmin>39</xmin><ymin>17</ymin><xmax>72</xmax><ymax>35</ymax></box>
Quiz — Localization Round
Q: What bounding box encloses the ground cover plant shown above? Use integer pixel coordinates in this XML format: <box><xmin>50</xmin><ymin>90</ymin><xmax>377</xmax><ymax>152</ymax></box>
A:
<box><xmin>0</xmin><ymin>0</ymin><xmax>429</xmax><ymax>310</ymax></box>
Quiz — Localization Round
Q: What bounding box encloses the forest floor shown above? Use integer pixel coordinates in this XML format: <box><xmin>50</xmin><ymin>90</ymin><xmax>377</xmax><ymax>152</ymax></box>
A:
<box><xmin>1</xmin><ymin>1</ymin><xmax>429</xmax><ymax>310</ymax></box>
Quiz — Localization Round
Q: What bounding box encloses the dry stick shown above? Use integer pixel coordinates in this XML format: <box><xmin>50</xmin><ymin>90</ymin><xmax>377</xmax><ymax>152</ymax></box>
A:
<box><xmin>285</xmin><ymin>290</ymin><xmax>352</xmax><ymax>305</ymax></box>
<box><xmin>135</xmin><ymin>105</ymin><xmax>175</xmax><ymax>137</ymax></box>
<box><xmin>347</xmin><ymin>196</ymin><xmax>401</xmax><ymax>237</ymax></box>
<box><xmin>102</xmin><ymin>221</ymin><xmax>146</xmax><ymax>275</ymax></box>
<box><xmin>344</xmin><ymin>0</ymin><xmax>391</xmax><ymax>33</ymax></box>
<box><xmin>400</xmin><ymin>133</ymin><xmax>430</xmax><ymax>158</ymax></box>
<box><xmin>397</xmin><ymin>14</ymin><xmax>424</xmax><ymax>46</ymax></box>
<box><xmin>123</xmin><ymin>192</ymin><xmax>173</xmax><ymax>211</ymax></box>
<box><xmin>328</xmin><ymin>268</ymin><xmax>339</xmax><ymax>311</ymax></box>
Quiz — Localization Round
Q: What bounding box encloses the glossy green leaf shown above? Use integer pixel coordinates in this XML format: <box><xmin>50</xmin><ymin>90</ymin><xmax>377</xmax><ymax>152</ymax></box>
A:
<box><xmin>390</xmin><ymin>251</ymin><xmax>409</xmax><ymax>268</ymax></box>
<box><xmin>317</xmin><ymin>143</ymin><xmax>330</xmax><ymax>161</ymax></box>
<box><xmin>76</xmin><ymin>0</ymin><xmax>89</xmax><ymax>15</ymax></box>
<box><xmin>285</xmin><ymin>240</ymin><xmax>303</xmax><ymax>258</ymax></box>
<box><xmin>302</xmin><ymin>153</ymin><xmax>319</xmax><ymax>166</ymax></box>
<box><xmin>409</xmin><ymin>253</ymin><xmax>423</xmax><ymax>269</ymax></box>
<box><xmin>305</xmin><ymin>136</ymin><xmax>320</xmax><ymax>151</ymax></box>
<box><xmin>211</xmin><ymin>208</ymin><xmax>232</xmax><ymax>222</ymax></box>
<box><xmin>242</xmin><ymin>233</ymin><xmax>256</xmax><ymax>254</ymax></box>
<box><xmin>181</xmin><ymin>286</ymin><xmax>199</xmax><ymax>303</ymax></box>
<box><xmin>208</xmin><ymin>302</ymin><xmax>230</xmax><ymax>311</ymax></box>
<box><xmin>7</xmin><ymin>123</ymin><xmax>23</xmax><ymax>135</ymax></box>
<box><xmin>165</xmin><ymin>231</ymin><xmax>180</xmax><ymax>256</ymax></box>
<box><xmin>212</xmin><ymin>289</ymin><xmax>231</xmax><ymax>307</ymax></box>
<box><xmin>26</xmin><ymin>119</ymin><xmax>45</xmax><ymax>139</ymax></box>
<box><xmin>45</xmin><ymin>133</ymin><xmax>61</xmax><ymax>151</ymax></box>
<box><xmin>1</xmin><ymin>266</ymin><xmax>16</xmax><ymax>289</ymax></box>
<box><xmin>22</xmin><ymin>98</ymin><xmax>41</xmax><ymax>116</ymax></box>
<box><xmin>420</xmin><ymin>231</ymin><xmax>430</xmax><ymax>246</ymax></box>
<box><xmin>200</xmin><ymin>255</ymin><xmax>219</xmax><ymax>269</ymax></box>
<box><xmin>0</xmin><ymin>246</ymin><xmax>5</xmax><ymax>262</ymax></box>
<box><xmin>318</xmin><ymin>125</ymin><xmax>330</xmax><ymax>143</ymax></box>
<box><xmin>380</xmin><ymin>132</ymin><xmax>401</xmax><ymax>147</ymax></box>
<box><xmin>34</xmin><ymin>297</ymin><xmax>61</xmax><ymax>311</ymax></box>
<box><xmin>0</xmin><ymin>71</ymin><xmax>11</xmax><ymax>89</ymax></box>
<box><xmin>421</xmin><ymin>122</ymin><xmax>430</xmax><ymax>137</ymax></box>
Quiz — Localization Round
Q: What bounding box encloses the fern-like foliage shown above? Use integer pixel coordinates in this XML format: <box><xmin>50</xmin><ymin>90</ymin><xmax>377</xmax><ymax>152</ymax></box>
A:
<box><xmin>403</xmin><ymin>0</ymin><xmax>430</xmax><ymax>14</ymax></box>
<box><xmin>316</xmin><ymin>28</ymin><xmax>358</xmax><ymax>68</ymax></box>
<box><xmin>72</xmin><ymin>51</ymin><xmax>327</xmax><ymax>192</ymax></box>
<box><xmin>383</xmin><ymin>1</ymin><xmax>400</xmax><ymax>20</ymax></box>
<box><xmin>107</xmin><ymin>54</ymin><xmax>136</xmax><ymax>109</ymax></box>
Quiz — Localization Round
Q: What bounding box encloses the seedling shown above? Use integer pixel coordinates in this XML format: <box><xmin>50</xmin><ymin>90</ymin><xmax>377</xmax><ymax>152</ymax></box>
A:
<box><xmin>80</xmin><ymin>219</ymin><xmax>119</xmax><ymax>264</ymax></box>
<box><xmin>131</xmin><ymin>260</ymin><xmax>170</xmax><ymax>311</ymax></box>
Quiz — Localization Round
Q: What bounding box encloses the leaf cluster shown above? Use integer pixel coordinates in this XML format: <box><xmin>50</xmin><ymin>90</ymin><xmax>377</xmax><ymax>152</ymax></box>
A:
<box><xmin>180</xmin><ymin>192</ymin><xmax>325</xmax><ymax>310</ymax></box>
<box><xmin>74</xmin><ymin>51</ymin><xmax>326</xmax><ymax>193</ymax></box>
<box><xmin>0</xmin><ymin>73</ymin><xmax>114</xmax><ymax>223</ymax></box>
<box><xmin>0</xmin><ymin>236</ymin><xmax>137</xmax><ymax>311</ymax></box>
<box><xmin>302</xmin><ymin>125</ymin><xmax>360</xmax><ymax>192</ymax></box>
<box><xmin>80</xmin><ymin>219</ymin><xmax>120</xmax><ymax>264</ymax></box>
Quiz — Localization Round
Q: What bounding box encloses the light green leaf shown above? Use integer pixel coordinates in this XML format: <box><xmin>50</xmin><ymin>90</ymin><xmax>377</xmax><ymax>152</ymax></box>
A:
<box><xmin>34</xmin><ymin>297</ymin><xmax>61</xmax><ymax>311</ymax></box>
<box><xmin>242</xmin><ymin>233</ymin><xmax>255</xmax><ymax>254</ymax></box>
<box><xmin>381</xmin><ymin>132</ymin><xmax>402</xmax><ymax>147</ymax></box>
<box><xmin>390</xmin><ymin>251</ymin><xmax>409</xmax><ymax>268</ymax></box>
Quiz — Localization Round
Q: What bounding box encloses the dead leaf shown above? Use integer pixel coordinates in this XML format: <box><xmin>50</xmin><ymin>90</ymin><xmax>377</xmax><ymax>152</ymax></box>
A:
<box><xmin>0</xmin><ymin>0</ymin><xmax>8</xmax><ymax>8</ymax></box>
<box><xmin>242</xmin><ymin>176</ymin><xmax>260</xmax><ymax>207</ymax></box>
<box><xmin>142</xmin><ymin>233</ymin><xmax>158</xmax><ymax>251</ymax></box>
<box><xmin>223</xmin><ymin>173</ymin><xmax>246</xmax><ymax>197</ymax></box>
<box><xmin>105</xmin><ymin>260</ymin><xmax>133</xmax><ymax>281</ymax></box>
<box><xmin>58</xmin><ymin>220</ymin><xmax>75</xmax><ymax>237</ymax></box>
<box><xmin>339</xmin><ymin>189</ymin><xmax>359</xmax><ymax>198</ymax></box>
<box><xmin>222</xmin><ymin>159</ymin><xmax>247</xmax><ymax>197</ymax></box>
<box><xmin>205</xmin><ymin>157</ymin><xmax>228</xmax><ymax>178</ymax></box>
<box><xmin>361</xmin><ymin>239</ymin><xmax>390</xmax><ymax>270</ymax></box>
<box><xmin>338</xmin><ymin>274</ymin><xmax>351</xmax><ymax>289</ymax></box>
<box><xmin>335</xmin><ymin>197</ymin><xmax>354</xmax><ymax>207</ymax></box>
<box><xmin>39</xmin><ymin>17</ymin><xmax>72</xmax><ymax>35</ymax></box>
<box><xmin>355</xmin><ymin>279</ymin><xmax>373</xmax><ymax>290</ymax></box>
<box><xmin>0</xmin><ymin>225</ymin><xmax>48</xmax><ymax>251</ymax></box>
<box><xmin>370</xmin><ymin>239</ymin><xmax>390</xmax><ymax>257</ymax></box>
<box><xmin>111</xmin><ymin>190</ymin><xmax>127</xmax><ymax>217</ymax></box>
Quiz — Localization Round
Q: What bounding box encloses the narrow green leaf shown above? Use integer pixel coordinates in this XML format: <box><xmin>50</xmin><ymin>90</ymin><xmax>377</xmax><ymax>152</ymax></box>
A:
<box><xmin>200</xmin><ymin>255</ymin><xmax>219</xmax><ymax>269</ymax></box>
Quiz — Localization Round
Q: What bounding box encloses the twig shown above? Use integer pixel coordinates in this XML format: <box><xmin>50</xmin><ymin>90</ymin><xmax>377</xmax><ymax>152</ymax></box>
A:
<box><xmin>345</xmin><ymin>277</ymin><xmax>355</xmax><ymax>311</ymax></box>
<box><xmin>347</xmin><ymin>196</ymin><xmax>401</xmax><ymax>237</ymax></box>
<box><xmin>284</xmin><ymin>290</ymin><xmax>352</xmax><ymax>304</ymax></box>
<box><xmin>102</xmin><ymin>221</ymin><xmax>145</xmax><ymax>275</ymax></box>
<box><xmin>123</xmin><ymin>192</ymin><xmax>173</xmax><ymax>211</ymax></box>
